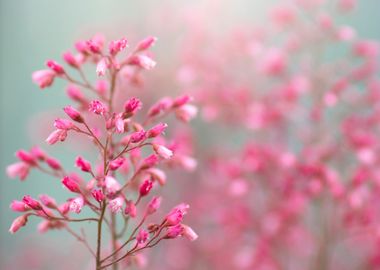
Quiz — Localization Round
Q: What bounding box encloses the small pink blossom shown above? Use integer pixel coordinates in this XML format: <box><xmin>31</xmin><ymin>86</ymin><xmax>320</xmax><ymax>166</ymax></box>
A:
<box><xmin>181</xmin><ymin>224</ymin><xmax>198</xmax><ymax>241</ymax></box>
<box><xmin>175</xmin><ymin>104</ymin><xmax>198</xmax><ymax>123</ymax></box>
<box><xmin>89</xmin><ymin>100</ymin><xmax>107</xmax><ymax>115</ymax></box>
<box><xmin>139</xmin><ymin>154</ymin><xmax>159</xmax><ymax>170</ymax></box>
<box><xmin>46</xmin><ymin>60</ymin><xmax>65</xmax><ymax>75</ymax></box>
<box><xmin>22</xmin><ymin>195</ymin><xmax>42</xmax><ymax>210</ymax></box>
<box><xmin>124</xmin><ymin>200</ymin><xmax>137</xmax><ymax>218</ymax></box>
<box><xmin>165</xmin><ymin>224</ymin><xmax>183</xmax><ymax>239</ymax></box>
<box><xmin>109</xmin><ymin>38</ymin><xmax>128</xmax><ymax>55</ymax></box>
<box><xmin>46</xmin><ymin>129</ymin><xmax>67</xmax><ymax>145</ymax></box>
<box><xmin>136</xmin><ymin>36</ymin><xmax>157</xmax><ymax>51</ymax></box>
<box><xmin>136</xmin><ymin>229</ymin><xmax>149</xmax><ymax>244</ymax></box>
<box><xmin>109</xmin><ymin>157</ymin><xmax>125</xmax><ymax>171</ymax></box>
<box><xmin>139</xmin><ymin>179</ymin><xmax>153</xmax><ymax>197</ymax></box>
<box><xmin>146</xmin><ymin>196</ymin><xmax>162</xmax><ymax>215</ymax></box>
<box><xmin>15</xmin><ymin>150</ymin><xmax>37</xmax><ymax>166</ymax></box>
<box><xmin>96</xmin><ymin>58</ymin><xmax>107</xmax><ymax>76</ymax></box>
<box><xmin>147</xmin><ymin>123</ymin><xmax>167</xmax><ymax>138</ymax></box>
<box><xmin>9</xmin><ymin>214</ymin><xmax>29</xmax><ymax>234</ymax></box>
<box><xmin>130</xmin><ymin>130</ymin><xmax>146</xmax><ymax>143</ymax></box>
<box><xmin>130</xmin><ymin>55</ymin><xmax>156</xmax><ymax>70</ymax></box>
<box><xmin>54</xmin><ymin>118</ymin><xmax>74</xmax><ymax>130</ymax></box>
<box><xmin>62</xmin><ymin>176</ymin><xmax>80</xmax><ymax>193</ymax></box>
<box><xmin>69</xmin><ymin>197</ymin><xmax>84</xmax><ymax>213</ymax></box>
<box><xmin>108</xmin><ymin>197</ymin><xmax>124</xmax><ymax>213</ymax></box>
<box><xmin>62</xmin><ymin>51</ymin><xmax>80</xmax><ymax>68</ymax></box>
<box><xmin>66</xmin><ymin>85</ymin><xmax>85</xmax><ymax>103</ymax></box>
<box><xmin>39</xmin><ymin>194</ymin><xmax>57</xmax><ymax>208</ymax></box>
<box><xmin>153</xmin><ymin>144</ymin><xmax>173</xmax><ymax>160</ymax></box>
<box><xmin>63</xmin><ymin>106</ymin><xmax>84</xmax><ymax>123</ymax></box>
<box><xmin>105</xmin><ymin>176</ymin><xmax>121</xmax><ymax>194</ymax></box>
<box><xmin>165</xmin><ymin>203</ymin><xmax>189</xmax><ymax>226</ymax></box>
<box><xmin>46</xmin><ymin>157</ymin><xmax>62</xmax><ymax>170</ymax></box>
<box><xmin>75</xmin><ymin>156</ymin><xmax>92</xmax><ymax>173</ymax></box>
<box><xmin>6</xmin><ymin>162</ymin><xmax>30</xmax><ymax>180</ymax></box>
<box><xmin>124</xmin><ymin>97</ymin><xmax>142</xmax><ymax>114</ymax></box>
<box><xmin>91</xmin><ymin>189</ymin><xmax>105</xmax><ymax>202</ymax></box>
<box><xmin>32</xmin><ymin>70</ymin><xmax>55</xmax><ymax>89</ymax></box>
<box><xmin>10</xmin><ymin>200</ymin><xmax>30</xmax><ymax>212</ymax></box>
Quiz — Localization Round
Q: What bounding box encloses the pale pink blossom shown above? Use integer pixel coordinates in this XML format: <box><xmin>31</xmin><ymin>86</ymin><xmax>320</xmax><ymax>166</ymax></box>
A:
<box><xmin>96</xmin><ymin>58</ymin><xmax>107</xmax><ymax>76</ymax></box>
<box><xmin>153</xmin><ymin>144</ymin><xmax>173</xmax><ymax>160</ymax></box>
<box><xmin>6</xmin><ymin>162</ymin><xmax>30</xmax><ymax>180</ymax></box>
<box><xmin>69</xmin><ymin>197</ymin><xmax>84</xmax><ymax>213</ymax></box>
<box><xmin>136</xmin><ymin>229</ymin><xmax>149</xmax><ymax>244</ymax></box>
<box><xmin>108</xmin><ymin>197</ymin><xmax>124</xmax><ymax>213</ymax></box>
<box><xmin>175</xmin><ymin>104</ymin><xmax>198</xmax><ymax>123</ymax></box>
<box><xmin>9</xmin><ymin>214</ymin><xmax>29</xmax><ymax>234</ymax></box>
<box><xmin>181</xmin><ymin>224</ymin><xmax>198</xmax><ymax>241</ymax></box>
<box><xmin>105</xmin><ymin>176</ymin><xmax>121</xmax><ymax>194</ymax></box>
<box><xmin>32</xmin><ymin>70</ymin><xmax>55</xmax><ymax>89</ymax></box>
<box><xmin>136</xmin><ymin>36</ymin><xmax>157</xmax><ymax>51</ymax></box>
<box><xmin>89</xmin><ymin>100</ymin><xmax>107</xmax><ymax>115</ymax></box>
<box><xmin>75</xmin><ymin>156</ymin><xmax>92</xmax><ymax>172</ymax></box>
<box><xmin>146</xmin><ymin>196</ymin><xmax>162</xmax><ymax>215</ymax></box>
<box><xmin>10</xmin><ymin>200</ymin><xmax>30</xmax><ymax>212</ymax></box>
<box><xmin>46</xmin><ymin>129</ymin><xmax>67</xmax><ymax>145</ymax></box>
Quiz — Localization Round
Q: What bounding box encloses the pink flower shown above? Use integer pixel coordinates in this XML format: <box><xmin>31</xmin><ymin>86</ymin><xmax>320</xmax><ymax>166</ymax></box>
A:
<box><xmin>6</xmin><ymin>162</ymin><xmax>30</xmax><ymax>180</ymax></box>
<box><xmin>69</xmin><ymin>197</ymin><xmax>84</xmax><ymax>213</ymax></box>
<box><xmin>139</xmin><ymin>179</ymin><xmax>153</xmax><ymax>197</ymax></box>
<box><xmin>136</xmin><ymin>229</ymin><xmax>149</xmax><ymax>244</ymax></box>
<box><xmin>146</xmin><ymin>196</ymin><xmax>162</xmax><ymax>215</ymax></box>
<box><xmin>62</xmin><ymin>176</ymin><xmax>80</xmax><ymax>193</ymax></box>
<box><xmin>173</xmin><ymin>95</ymin><xmax>193</xmax><ymax>108</ymax></box>
<box><xmin>39</xmin><ymin>194</ymin><xmax>57</xmax><ymax>208</ymax></box>
<box><xmin>91</xmin><ymin>189</ymin><xmax>105</xmax><ymax>202</ymax></box>
<box><xmin>66</xmin><ymin>85</ymin><xmax>85</xmax><ymax>103</ymax></box>
<box><xmin>109</xmin><ymin>38</ymin><xmax>128</xmax><ymax>55</ymax></box>
<box><xmin>175</xmin><ymin>104</ymin><xmax>198</xmax><ymax>123</ymax></box>
<box><xmin>46</xmin><ymin>157</ymin><xmax>62</xmax><ymax>170</ymax></box>
<box><xmin>124</xmin><ymin>97</ymin><xmax>142</xmax><ymax>114</ymax></box>
<box><xmin>30</xmin><ymin>146</ymin><xmax>46</xmax><ymax>160</ymax></box>
<box><xmin>139</xmin><ymin>154</ymin><xmax>159</xmax><ymax>170</ymax></box>
<box><xmin>46</xmin><ymin>60</ymin><xmax>65</xmax><ymax>75</ymax></box>
<box><xmin>148</xmin><ymin>97</ymin><xmax>173</xmax><ymax>117</ymax></box>
<box><xmin>105</xmin><ymin>176</ymin><xmax>121</xmax><ymax>194</ymax></box>
<box><xmin>130</xmin><ymin>55</ymin><xmax>156</xmax><ymax>70</ymax></box>
<box><xmin>15</xmin><ymin>150</ymin><xmax>37</xmax><ymax>166</ymax></box>
<box><xmin>109</xmin><ymin>157</ymin><xmax>125</xmax><ymax>171</ymax></box>
<box><xmin>75</xmin><ymin>156</ymin><xmax>92</xmax><ymax>172</ymax></box>
<box><xmin>165</xmin><ymin>203</ymin><xmax>189</xmax><ymax>226</ymax></box>
<box><xmin>10</xmin><ymin>200</ymin><xmax>30</xmax><ymax>212</ymax></box>
<box><xmin>136</xmin><ymin>36</ymin><xmax>157</xmax><ymax>51</ymax></box>
<box><xmin>96</xmin><ymin>58</ymin><xmax>107</xmax><ymax>76</ymax></box>
<box><xmin>46</xmin><ymin>129</ymin><xmax>67</xmax><ymax>145</ymax></box>
<box><xmin>63</xmin><ymin>106</ymin><xmax>84</xmax><ymax>123</ymax></box>
<box><xmin>22</xmin><ymin>195</ymin><xmax>42</xmax><ymax>210</ymax></box>
<box><xmin>130</xmin><ymin>130</ymin><xmax>146</xmax><ymax>143</ymax></box>
<box><xmin>54</xmin><ymin>118</ymin><xmax>74</xmax><ymax>130</ymax></box>
<box><xmin>153</xmin><ymin>144</ymin><xmax>173</xmax><ymax>160</ymax></box>
<box><xmin>181</xmin><ymin>224</ymin><xmax>198</xmax><ymax>241</ymax></box>
<box><xmin>32</xmin><ymin>70</ymin><xmax>55</xmax><ymax>89</ymax></box>
<box><xmin>108</xmin><ymin>197</ymin><xmax>124</xmax><ymax>213</ymax></box>
<box><xmin>147</xmin><ymin>123</ymin><xmax>167</xmax><ymax>138</ymax></box>
<box><xmin>124</xmin><ymin>200</ymin><xmax>137</xmax><ymax>217</ymax></box>
<box><xmin>62</xmin><ymin>51</ymin><xmax>80</xmax><ymax>68</ymax></box>
<box><xmin>9</xmin><ymin>214</ymin><xmax>29</xmax><ymax>234</ymax></box>
<box><xmin>89</xmin><ymin>100</ymin><xmax>107</xmax><ymax>115</ymax></box>
<box><xmin>147</xmin><ymin>168</ymin><xmax>167</xmax><ymax>186</ymax></box>
<box><xmin>165</xmin><ymin>224</ymin><xmax>183</xmax><ymax>239</ymax></box>
<box><xmin>115</xmin><ymin>115</ymin><xmax>125</xmax><ymax>133</ymax></box>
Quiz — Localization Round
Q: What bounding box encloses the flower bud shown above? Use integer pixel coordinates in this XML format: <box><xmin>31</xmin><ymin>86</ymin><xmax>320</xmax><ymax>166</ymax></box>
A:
<box><xmin>9</xmin><ymin>214</ymin><xmax>29</xmax><ymax>234</ymax></box>
<box><xmin>54</xmin><ymin>118</ymin><xmax>74</xmax><ymax>130</ymax></box>
<box><xmin>153</xmin><ymin>144</ymin><xmax>173</xmax><ymax>160</ymax></box>
<box><xmin>125</xmin><ymin>200</ymin><xmax>137</xmax><ymax>217</ymax></box>
<box><xmin>91</xmin><ymin>189</ymin><xmax>105</xmax><ymax>202</ymax></box>
<box><xmin>46</xmin><ymin>60</ymin><xmax>65</xmax><ymax>75</ymax></box>
<box><xmin>10</xmin><ymin>200</ymin><xmax>30</xmax><ymax>212</ymax></box>
<box><xmin>46</xmin><ymin>157</ymin><xmax>62</xmax><ymax>170</ymax></box>
<box><xmin>22</xmin><ymin>195</ymin><xmax>42</xmax><ymax>210</ymax></box>
<box><xmin>136</xmin><ymin>229</ymin><xmax>149</xmax><ymax>244</ymax></box>
<box><xmin>39</xmin><ymin>194</ymin><xmax>57</xmax><ymax>208</ymax></box>
<box><xmin>32</xmin><ymin>70</ymin><xmax>55</xmax><ymax>89</ymax></box>
<box><xmin>62</xmin><ymin>176</ymin><xmax>80</xmax><ymax>193</ymax></box>
<box><xmin>146</xmin><ymin>196</ymin><xmax>161</xmax><ymax>215</ymax></box>
<box><xmin>139</xmin><ymin>179</ymin><xmax>153</xmax><ymax>197</ymax></box>
<box><xmin>108</xmin><ymin>197</ymin><xmax>124</xmax><ymax>213</ymax></box>
<box><xmin>63</xmin><ymin>106</ymin><xmax>84</xmax><ymax>123</ymax></box>
<box><xmin>147</xmin><ymin>123</ymin><xmax>167</xmax><ymax>138</ymax></box>
<box><xmin>75</xmin><ymin>156</ymin><xmax>92</xmax><ymax>173</ymax></box>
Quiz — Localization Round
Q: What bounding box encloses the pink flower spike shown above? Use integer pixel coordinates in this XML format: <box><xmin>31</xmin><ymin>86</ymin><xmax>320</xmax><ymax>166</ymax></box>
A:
<box><xmin>32</xmin><ymin>70</ymin><xmax>55</xmax><ymax>89</ymax></box>
<box><xmin>69</xmin><ymin>197</ymin><xmax>84</xmax><ymax>214</ymax></box>
<box><xmin>46</xmin><ymin>157</ymin><xmax>62</xmax><ymax>170</ymax></box>
<box><xmin>136</xmin><ymin>36</ymin><xmax>157</xmax><ymax>51</ymax></box>
<box><xmin>147</xmin><ymin>123</ymin><xmax>167</xmax><ymax>138</ymax></box>
<box><xmin>6</xmin><ymin>162</ymin><xmax>30</xmax><ymax>180</ymax></box>
<box><xmin>153</xmin><ymin>144</ymin><xmax>173</xmax><ymax>160</ymax></box>
<box><xmin>54</xmin><ymin>118</ymin><xmax>74</xmax><ymax>130</ymax></box>
<box><xmin>175</xmin><ymin>104</ymin><xmax>198</xmax><ymax>123</ymax></box>
<box><xmin>16</xmin><ymin>150</ymin><xmax>37</xmax><ymax>166</ymax></box>
<box><xmin>63</xmin><ymin>106</ymin><xmax>84</xmax><ymax>123</ymax></box>
<box><xmin>46</xmin><ymin>129</ymin><xmax>67</xmax><ymax>145</ymax></box>
<box><xmin>181</xmin><ymin>224</ymin><xmax>198</xmax><ymax>241</ymax></box>
<box><xmin>75</xmin><ymin>156</ymin><xmax>92</xmax><ymax>173</ymax></box>
<box><xmin>89</xmin><ymin>100</ymin><xmax>107</xmax><ymax>115</ymax></box>
<box><xmin>22</xmin><ymin>195</ymin><xmax>42</xmax><ymax>211</ymax></box>
<box><xmin>124</xmin><ymin>200</ymin><xmax>137</xmax><ymax>217</ymax></box>
<box><xmin>109</xmin><ymin>157</ymin><xmax>125</xmax><ymax>171</ymax></box>
<box><xmin>139</xmin><ymin>154</ymin><xmax>159</xmax><ymax>170</ymax></box>
<box><xmin>130</xmin><ymin>130</ymin><xmax>146</xmax><ymax>143</ymax></box>
<box><xmin>9</xmin><ymin>215</ymin><xmax>29</xmax><ymax>234</ymax></box>
<box><xmin>146</xmin><ymin>196</ymin><xmax>162</xmax><ymax>215</ymax></box>
<box><xmin>62</xmin><ymin>176</ymin><xmax>80</xmax><ymax>193</ymax></box>
<box><xmin>10</xmin><ymin>200</ymin><xmax>30</xmax><ymax>212</ymax></box>
<box><xmin>96</xmin><ymin>58</ymin><xmax>107</xmax><ymax>77</ymax></box>
<box><xmin>62</xmin><ymin>51</ymin><xmax>80</xmax><ymax>68</ymax></box>
<box><xmin>139</xmin><ymin>179</ymin><xmax>153</xmax><ymax>197</ymax></box>
<box><xmin>91</xmin><ymin>189</ymin><xmax>105</xmax><ymax>202</ymax></box>
<box><xmin>136</xmin><ymin>229</ymin><xmax>149</xmax><ymax>244</ymax></box>
<box><xmin>124</xmin><ymin>97</ymin><xmax>142</xmax><ymax>114</ymax></box>
<box><xmin>39</xmin><ymin>194</ymin><xmax>57</xmax><ymax>208</ymax></box>
<box><xmin>46</xmin><ymin>60</ymin><xmax>65</xmax><ymax>75</ymax></box>
<box><xmin>108</xmin><ymin>197</ymin><xmax>124</xmax><ymax>213</ymax></box>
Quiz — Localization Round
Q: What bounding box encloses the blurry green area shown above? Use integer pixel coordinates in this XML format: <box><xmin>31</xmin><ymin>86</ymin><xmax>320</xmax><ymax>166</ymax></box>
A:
<box><xmin>0</xmin><ymin>0</ymin><xmax>379</xmax><ymax>267</ymax></box>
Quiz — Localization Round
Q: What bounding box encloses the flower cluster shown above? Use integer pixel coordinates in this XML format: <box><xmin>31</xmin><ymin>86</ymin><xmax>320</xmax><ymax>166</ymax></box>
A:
<box><xmin>7</xmin><ymin>35</ymin><xmax>197</xmax><ymax>270</ymax></box>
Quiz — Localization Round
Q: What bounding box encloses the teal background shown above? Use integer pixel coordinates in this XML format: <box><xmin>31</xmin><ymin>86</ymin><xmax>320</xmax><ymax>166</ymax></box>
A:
<box><xmin>0</xmin><ymin>0</ymin><xmax>379</xmax><ymax>268</ymax></box>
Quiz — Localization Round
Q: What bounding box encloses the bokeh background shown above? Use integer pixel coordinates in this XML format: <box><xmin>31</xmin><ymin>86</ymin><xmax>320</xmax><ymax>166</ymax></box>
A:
<box><xmin>1</xmin><ymin>0</ymin><xmax>379</xmax><ymax>269</ymax></box>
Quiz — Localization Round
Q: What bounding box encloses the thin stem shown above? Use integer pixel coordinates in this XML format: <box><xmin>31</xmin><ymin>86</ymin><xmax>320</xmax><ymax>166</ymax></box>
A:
<box><xmin>96</xmin><ymin>202</ymin><xmax>107</xmax><ymax>270</ymax></box>
<box><xmin>65</xmin><ymin>226</ymin><xmax>96</xmax><ymax>258</ymax></box>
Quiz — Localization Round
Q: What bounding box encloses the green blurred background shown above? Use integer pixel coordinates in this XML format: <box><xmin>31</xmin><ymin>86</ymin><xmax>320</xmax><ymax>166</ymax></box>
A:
<box><xmin>0</xmin><ymin>0</ymin><xmax>379</xmax><ymax>268</ymax></box>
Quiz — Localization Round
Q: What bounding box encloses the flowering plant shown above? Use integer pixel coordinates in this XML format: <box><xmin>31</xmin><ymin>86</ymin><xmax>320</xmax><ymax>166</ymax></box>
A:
<box><xmin>7</xmin><ymin>35</ymin><xmax>197</xmax><ymax>270</ymax></box>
